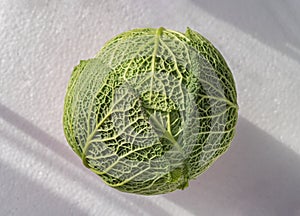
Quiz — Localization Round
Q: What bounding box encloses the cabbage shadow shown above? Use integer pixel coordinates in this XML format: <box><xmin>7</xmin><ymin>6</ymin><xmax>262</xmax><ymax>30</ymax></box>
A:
<box><xmin>165</xmin><ymin>116</ymin><xmax>300</xmax><ymax>216</ymax></box>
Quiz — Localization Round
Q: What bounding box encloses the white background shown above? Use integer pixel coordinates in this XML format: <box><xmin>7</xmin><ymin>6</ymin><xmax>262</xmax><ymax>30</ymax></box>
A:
<box><xmin>1</xmin><ymin>0</ymin><xmax>300</xmax><ymax>215</ymax></box>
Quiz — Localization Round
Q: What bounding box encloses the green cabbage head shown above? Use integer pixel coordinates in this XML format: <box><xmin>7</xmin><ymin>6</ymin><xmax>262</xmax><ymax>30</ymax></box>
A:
<box><xmin>63</xmin><ymin>27</ymin><xmax>238</xmax><ymax>195</ymax></box>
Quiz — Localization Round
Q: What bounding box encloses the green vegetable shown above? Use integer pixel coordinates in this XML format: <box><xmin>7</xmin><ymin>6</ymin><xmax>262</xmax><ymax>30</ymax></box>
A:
<box><xmin>63</xmin><ymin>27</ymin><xmax>238</xmax><ymax>195</ymax></box>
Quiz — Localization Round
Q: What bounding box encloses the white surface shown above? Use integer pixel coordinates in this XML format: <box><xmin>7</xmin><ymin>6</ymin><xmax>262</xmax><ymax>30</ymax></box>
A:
<box><xmin>1</xmin><ymin>0</ymin><xmax>300</xmax><ymax>215</ymax></box>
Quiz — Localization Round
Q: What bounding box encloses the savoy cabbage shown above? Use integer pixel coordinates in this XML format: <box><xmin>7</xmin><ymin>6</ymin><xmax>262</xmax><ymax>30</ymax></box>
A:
<box><xmin>63</xmin><ymin>27</ymin><xmax>238</xmax><ymax>195</ymax></box>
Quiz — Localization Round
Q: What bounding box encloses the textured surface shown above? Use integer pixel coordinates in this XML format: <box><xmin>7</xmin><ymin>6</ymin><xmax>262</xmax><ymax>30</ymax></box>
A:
<box><xmin>1</xmin><ymin>0</ymin><xmax>300</xmax><ymax>215</ymax></box>
<box><xmin>63</xmin><ymin>27</ymin><xmax>238</xmax><ymax>195</ymax></box>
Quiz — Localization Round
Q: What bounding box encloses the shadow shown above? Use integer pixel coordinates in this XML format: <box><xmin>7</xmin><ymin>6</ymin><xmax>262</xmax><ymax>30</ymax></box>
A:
<box><xmin>165</xmin><ymin>117</ymin><xmax>300</xmax><ymax>216</ymax></box>
<box><xmin>190</xmin><ymin>0</ymin><xmax>300</xmax><ymax>63</ymax></box>
<box><xmin>0</xmin><ymin>103</ymin><xmax>80</xmax><ymax>166</ymax></box>
<box><xmin>0</xmin><ymin>161</ymin><xmax>86</xmax><ymax>216</ymax></box>
<box><xmin>0</xmin><ymin>103</ymin><xmax>171</xmax><ymax>216</ymax></box>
